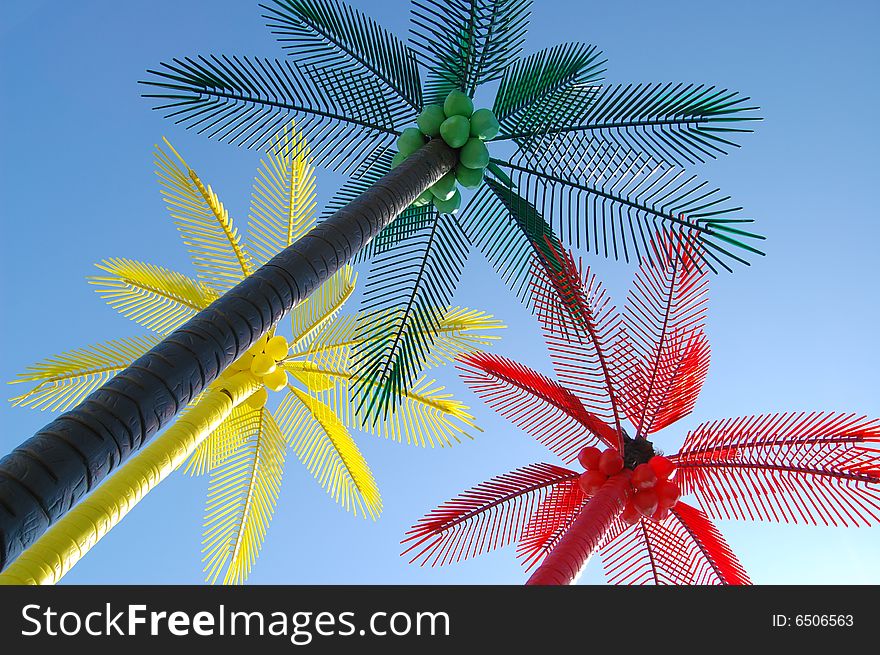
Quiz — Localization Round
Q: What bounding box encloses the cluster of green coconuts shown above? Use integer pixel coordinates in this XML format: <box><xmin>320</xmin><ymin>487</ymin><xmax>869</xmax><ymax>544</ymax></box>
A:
<box><xmin>392</xmin><ymin>90</ymin><xmax>500</xmax><ymax>214</ymax></box>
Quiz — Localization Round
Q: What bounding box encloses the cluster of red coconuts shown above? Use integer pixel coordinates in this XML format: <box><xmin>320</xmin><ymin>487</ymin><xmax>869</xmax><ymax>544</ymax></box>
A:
<box><xmin>577</xmin><ymin>446</ymin><xmax>680</xmax><ymax>524</ymax></box>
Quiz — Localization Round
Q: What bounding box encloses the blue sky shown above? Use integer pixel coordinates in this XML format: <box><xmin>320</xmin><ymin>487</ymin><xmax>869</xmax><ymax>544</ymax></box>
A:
<box><xmin>0</xmin><ymin>0</ymin><xmax>877</xmax><ymax>584</ymax></box>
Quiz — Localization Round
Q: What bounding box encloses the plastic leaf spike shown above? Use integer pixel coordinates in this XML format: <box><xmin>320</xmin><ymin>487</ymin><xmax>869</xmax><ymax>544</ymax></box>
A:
<box><xmin>7</xmin><ymin>125</ymin><xmax>505</xmax><ymax>586</ymax></box>
<box><xmin>404</xmin><ymin>236</ymin><xmax>879</xmax><ymax>584</ymax></box>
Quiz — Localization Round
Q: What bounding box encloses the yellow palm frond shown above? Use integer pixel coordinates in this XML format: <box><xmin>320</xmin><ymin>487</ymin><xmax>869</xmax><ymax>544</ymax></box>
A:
<box><xmin>202</xmin><ymin>408</ymin><xmax>286</xmax><ymax>585</ymax></box>
<box><xmin>155</xmin><ymin>138</ymin><xmax>253</xmax><ymax>293</ymax></box>
<box><xmin>321</xmin><ymin>372</ymin><xmax>477</xmax><ymax>448</ymax></box>
<box><xmin>88</xmin><ymin>258</ymin><xmax>217</xmax><ymax>335</ymax></box>
<box><xmin>289</xmin><ymin>265</ymin><xmax>356</xmax><ymax>349</ymax></box>
<box><xmin>277</xmin><ymin>387</ymin><xmax>381</xmax><ymax>519</ymax></box>
<box><xmin>9</xmin><ymin>336</ymin><xmax>160</xmax><ymax>412</ymax></box>
<box><xmin>247</xmin><ymin>123</ymin><xmax>317</xmax><ymax>267</ymax></box>
<box><xmin>300</xmin><ymin>306</ymin><xmax>504</xmax><ymax>371</ymax></box>
<box><xmin>282</xmin><ymin>360</ymin><xmax>337</xmax><ymax>393</ymax></box>
<box><xmin>416</xmin><ymin>307</ymin><xmax>504</xmax><ymax>368</ymax></box>
<box><xmin>184</xmin><ymin>402</ymin><xmax>256</xmax><ymax>476</ymax></box>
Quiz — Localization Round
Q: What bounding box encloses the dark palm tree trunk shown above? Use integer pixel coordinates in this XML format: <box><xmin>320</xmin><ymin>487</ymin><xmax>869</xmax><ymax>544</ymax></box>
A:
<box><xmin>0</xmin><ymin>139</ymin><xmax>458</xmax><ymax>571</ymax></box>
<box><xmin>526</xmin><ymin>474</ymin><xmax>629</xmax><ymax>585</ymax></box>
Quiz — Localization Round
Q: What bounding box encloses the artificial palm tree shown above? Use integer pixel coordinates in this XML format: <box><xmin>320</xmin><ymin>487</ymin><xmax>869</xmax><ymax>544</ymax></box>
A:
<box><xmin>0</xmin><ymin>0</ymin><xmax>762</xmax><ymax>571</ymax></box>
<box><xmin>403</xmin><ymin>240</ymin><xmax>879</xmax><ymax>584</ymax></box>
<box><xmin>0</xmin><ymin>129</ymin><xmax>501</xmax><ymax>584</ymax></box>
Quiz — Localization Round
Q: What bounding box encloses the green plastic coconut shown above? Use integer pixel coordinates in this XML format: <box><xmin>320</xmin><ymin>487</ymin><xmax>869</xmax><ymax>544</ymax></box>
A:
<box><xmin>391</xmin><ymin>151</ymin><xmax>407</xmax><ymax>168</ymax></box>
<box><xmin>397</xmin><ymin>127</ymin><xmax>426</xmax><ymax>157</ymax></box>
<box><xmin>460</xmin><ymin>138</ymin><xmax>490</xmax><ymax>169</ymax></box>
<box><xmin>455</xmin><ymin>164</ymin><xmax>485</xmax><ymax>190</ymax></box>
<box><xmin>416</xmin><ymin>104</ymin><xmax>446</xmax><ymax>137</ymax></box>
<box><xmin>439</xmin><ymin>115</ymin><xmax>471</xmax><ymax>148</ymax></box>
<box><xmin>430</xmin><ymin>171</ymin><xmax>457</xmax><ymax>201</ymax></box>
<box><xmin>434</xmin><ymin>188</ymin><xmax>462</xmax><ymax>214</ymax></box>
<box><xmin>412</xmin><ymin>189</ymin><xmax>433</xmax><ymax>207</ymax></box>
<box><xmin>470</xmin><ymin>108</ymin><xmax>500</xmax><ymax>140</ymax></box>
<box><xmin>444</xmin><ymin>90</ymin><xmax>474</xmax><ymax>118</ymax></box>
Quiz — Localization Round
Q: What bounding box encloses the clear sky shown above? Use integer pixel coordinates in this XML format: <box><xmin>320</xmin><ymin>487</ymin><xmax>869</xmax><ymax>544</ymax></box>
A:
<box><xmin>1</xmin><ymin>0</ymin><xmax>877</xmax><ymax>585</ymax></box>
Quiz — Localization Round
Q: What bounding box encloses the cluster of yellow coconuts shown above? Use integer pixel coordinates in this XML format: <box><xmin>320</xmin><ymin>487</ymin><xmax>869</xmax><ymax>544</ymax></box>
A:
<box><xmin>224</xmin><ymin>334</ymin><xmax>291</xmax><ymax>409</ymax></box>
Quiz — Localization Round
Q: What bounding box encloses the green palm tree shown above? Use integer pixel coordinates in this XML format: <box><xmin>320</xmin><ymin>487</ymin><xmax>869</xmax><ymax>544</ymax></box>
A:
<box><xmin>0</xmin><ymin>0</ymin><xmax>762</xmax><ymax>571</ymax></box>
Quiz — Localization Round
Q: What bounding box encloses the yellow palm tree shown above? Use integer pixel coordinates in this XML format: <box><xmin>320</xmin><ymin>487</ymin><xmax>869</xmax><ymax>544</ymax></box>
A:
<box><xmin>5</xmin><ymin>125</ymin><xmax>502</xmax><ymax>585</ymax></box>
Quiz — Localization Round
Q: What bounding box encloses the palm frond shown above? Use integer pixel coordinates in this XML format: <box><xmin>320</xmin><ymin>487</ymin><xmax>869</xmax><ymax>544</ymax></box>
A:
<box><xmin>202</xmin><ymin>408</ymin><xmax>287</xmax><ymax>584</ymax></box>
<box><xmin>277</xmin><ymin>387</ymin><xmax>381</xmax><ymax>518</ymax></box>
<box><xmin>283</xmin><ymin>360</ymin><xmax>338</xmax><ymax>393</ymax></box>
<box><xmin>142</xmin><ymin>55</ymin><xmax>398</xmax><ymax>172</ymax></box>
<box><xmin>531</xmin><ymin>245</ymin><xmax>625</xmax><ymax>441</ymax></box>
<box><xmin>458</xmin><ymin>352</ymin><xmax>618</xmax><ymax>460</ymax></box>
<box><xmin>673</xmin><ymin>412</ymin><xmax>880</xmax><ymax>527</ymax></box>
<box><xmin>457</xmin><ymin>181</ymin><xmax>562</xmax><ymax>310</ymax></box>
<box><xmin>185</xmin><ymin>402</ymin><xmax>262</xmax><ymax>476</ymax></box>
<box><xmin>497</xmin><ymin>82</ymin><xmax>760</xmax><ymax>166</ymax></box>
<box><xmin>671</xmin><ymin>502</ymin><xmax>751</xmax><ymax>585</ymax></box>
<box><xmin>516</xmin><ymin>477</ymin><xmax>586</xmax><ymax>570</ymax></box>
<box><xmin>300</xmin><ymin>306</ymin><xmax>503</xmax><ymax>371</ymax></box>
<box><xmin>9</xmin><ymin>336</ymin><xmax>160</xmax><ymax>412</ymax></box>
<box><xmin>262</xmin><ymin>0</ymin><xmax>422</xmax><ymax>114</ymax></box>
<box><xmin>618</xmin><ymin>240</ymin><xmax>710</xmax><ymax>437</ymax></box>
<box><xmin>324</xmin><ymin>373</ymin><xmax>477</xmax><ymax>448</ymax></box>
<box><xmin>155</xmin><ymin>139</ymin><xmax>253</xmax><ymax>293</ymax></box>
<box><xmin>493</xmin><ymin>42</ymin><xmax>605</xmax><ymax>147</ymax></box>
<box><xmin>88</xmin><ymin>258</ymin><xmax>217</xmax><ymax>335</ymax></box>
<box><xmin>247</xmin><ymin>122</ymin><xmax>317</xmax><ymax>267</ymax></box>
<box><xmin>402</xmin><ymin>462</ymin><xmax>578</xmax><ymax>566</ymax></box>
<box><xmin>410</xmin><ymin>0</ymin><xmax>531</xmax><ymax>100</ymax></box>
<box><xmin>288</xmin><ymin>265</ymin><xmax>357</xmax><ymax>349</ymax></box>
<box><xmin>498</xmin><ymin>150</ymin><xmax>765</xmax><ymax>272</ymax></box>
<box><xmin>599</xmin><ymin>506</ymin><xmax>748</xmax><ymax>585</ymax></box>
<box><xmin>352</xmin><ymin>214</ymin><xmax>469</xmax><ymax>418</ymax></box>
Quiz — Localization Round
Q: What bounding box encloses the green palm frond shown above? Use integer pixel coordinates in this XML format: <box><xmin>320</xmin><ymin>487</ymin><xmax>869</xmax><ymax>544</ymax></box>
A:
<box><xmin>352</xmin><ymin>214</ymin><xmax>469</xmax><ymax>417</ymax></box>
<box><xmin>262</xmin><ymin>0</ymin><xmax>423</xmax><ymax>113</ymax></box>
<box><xmin>497</xmin><ymin>83</ymin><xmax>760</xmax><ymax>166</ymax></box>
<box><xmin>289</xmin><ymin>265</ymin><xmax>357</xmax><ymax>349</ymax></box>
<box><xmin>323</xmin><ymin>151</ymin><xmax>437</xmax><ymax>262</ymax></box>
<box><xmin>410</xmin><ymin>0</ymin><xmax>532</xmax><ymax>101</ymax></box>
<box><xmin>185</xmin><ymin>402</ymin><xmax>257</xmax><ymax>476</ymax></box>
<box><xmin>202</xmin><ymin>408</ymin><xmax>287</xmax><ymax>585</ymax></box>
<box><xmin>277</xmin><ymin>387</ymin><xmax>381</xmax><ymax>519</ymax></box>
<box><xmin>492</xmin><ymin>42</ymin><xmax>605</xmax><ymax>148</ymax></box>
<box><xmin>9</xmin><ymin>336</ymin><xmax>160</xmax><ymax>412</ymax></box>
<box><xmin>142</xmin><ymin>54</ymin><xmax>398</xmax><ymax>173</ymax></box>
<box><xmin>457</xmin><ymin>181</ymin><xmax>562</xmax><ymax>308</ymax></box>
<box><xmin>495</xmin><ymin>151</ymin><xmax>765</xmax><ymax>272</ymax></box>
<box><xmin>88</xmin><ymin>258</ymin><xmax>217</xmax><ymax>335</ymax></box>
<box><xmin>247</xmin><ymin>123</ymin><xmax>317</xmax><ymax>268</ymax></box>
<box><xmin>155</xmin><ymin>139</ymin><xmax>253</xmax><ymax>292</ymax></box>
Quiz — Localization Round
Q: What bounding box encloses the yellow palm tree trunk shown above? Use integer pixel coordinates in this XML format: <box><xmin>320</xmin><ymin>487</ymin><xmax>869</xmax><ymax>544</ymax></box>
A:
<box><xmin>0</xmin><ymin>372</ymin><xmax>261</xmax><ymax>585</ymax></box>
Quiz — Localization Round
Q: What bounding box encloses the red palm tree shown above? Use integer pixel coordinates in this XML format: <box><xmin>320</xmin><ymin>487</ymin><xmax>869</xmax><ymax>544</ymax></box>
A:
<box><xmin>402</xmin><ymin>238</ymin><xmax>880</xmax><ymax>584</ymax></box>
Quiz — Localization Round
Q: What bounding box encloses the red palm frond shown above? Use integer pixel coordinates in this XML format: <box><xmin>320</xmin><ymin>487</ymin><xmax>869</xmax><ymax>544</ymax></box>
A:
<box><xmin>673</xmin><ymin>412</ymin><xmax>880</xmax><ymax>526</ymax></box>
<box><xmin>402</xmin><ymin>463</ymin><xmax>578</xmax><ymax>567</ymax></box>
<box><xmin>531</xmin><ymin>242</ymin><xmax>625</xmax><ymax>446</ymax></box>
<box><xmin>516</xmin><ymin>478</ymin><xmax>586</xmax><ymax>571</ymax></box>
<box><xmin>618</xmin><ymin>234</ymin><xmax>709</xmax><ymax>437</ymax></box>
<box><xmin>645</xmin><ymin>329</ymin><xmax>710</xmax><ymax>433</ymax></box>
<box><xmin>600</xmin><ymin>502</ymin><xmax>749</xmax><ymax>585</ymax></box>
<box><xmin>458</xmin><ymin>352</ymin><xmax>619</xmax><ymax>460</ymax></box>
<box><xmin>672</xmin><ymin>502</ymin><xmax>751</xmax><ymax>585</ymax></box>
